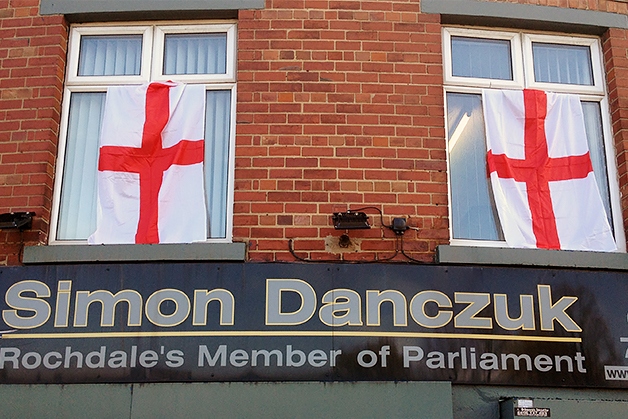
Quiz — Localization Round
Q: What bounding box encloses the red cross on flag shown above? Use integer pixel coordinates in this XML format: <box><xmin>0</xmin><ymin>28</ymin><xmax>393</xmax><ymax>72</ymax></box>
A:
<box><xmin>88</xmin><ymin>81</ymin><xmax>207</xmax><ymax>244</ymax></box>
<box><xmin>483</xmin><ymin>89</ymin><xmax>616</xmax><ymax>251</ymax></box>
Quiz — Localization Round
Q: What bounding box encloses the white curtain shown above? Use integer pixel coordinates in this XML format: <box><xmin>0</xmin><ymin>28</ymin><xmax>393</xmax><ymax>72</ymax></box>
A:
<box><xmin>164</xmin><ymin>33</ymin><xmax>227</xmax><ymax>75</ymax></box>
<box><xmin>205</xmin><ymin>90</ymin><xmax>231</xmax><ymax>239</ymax></box>
<box><xmin>78</xmin><ymin>35</ymin><xmax>142</xmax><ymax>76</ymax></box>
<box><xmin>582</xmin><ymin>101</ymin><xmax>612</xmax><ymax>228</ymax></box>
<box><xmin>57</xmin><ymin>93</ymin><xmax>104</xmax><ymax>239</ymax></box>
<box><xmin>532</xmin><ymin>43</ymin><xmax>593</xmax><ymax>86</ymax></box>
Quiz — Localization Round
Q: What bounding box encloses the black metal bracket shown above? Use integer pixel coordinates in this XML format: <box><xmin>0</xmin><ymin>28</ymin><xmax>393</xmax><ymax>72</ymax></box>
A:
<box><xmin>0</xmin><ymin>212</ymin><xmax>35</xmax><ymax>231</ymax></box>
<box><xmin>332</xmin><ymin>211</ymin><xmax>370</xmax><ymax>230</ymax></box>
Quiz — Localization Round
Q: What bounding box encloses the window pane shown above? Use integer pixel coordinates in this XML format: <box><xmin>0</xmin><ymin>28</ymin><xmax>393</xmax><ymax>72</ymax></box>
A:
<box><xmin>57</xmin><ymin>92</ymin><xmax>105</xmax><ymax>240</ymax></box>
<box><xmin>78</xmin><ymin>35</ymin><xmax>142</xmax><ymax>76</ymax></box>
<box><xmin>205</xmin><ymin>90</ymin><xmax>232</xmax><ymax>239</ymax></box>
<box><xmin>451</xmin><ymin>36</ymin><xmax>512</xmax><ymax>80</ymax></box>
<box><xmin>164</xmin><ymin>33</ymin><xmax>227</xmax><ymax>75</ymax></box>
<box><xmin>447</xmin><ymin>93</ymin><xmax>503</xmax><ymax>240</ymax></box>
<box><xmin>532</xmin><ymin>42</ymin><xmax>593</xmax><ymax>85</ymax></box>
<box><xmin>582</xmin><ymin>101</ymin><xmax>612</xmax><ymax>227</ymax></box>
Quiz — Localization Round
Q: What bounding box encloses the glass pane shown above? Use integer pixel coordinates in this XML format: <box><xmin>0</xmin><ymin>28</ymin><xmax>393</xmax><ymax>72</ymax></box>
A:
<box><xmin>582</xmin><ymin>101</ymin><xmax>612</xmax><ymax>228</ymax></box>
<box><xmin>57</xmin><ymin>92</ymin><xmax>105</xmax><ymax>240</ymax></box>
<box><xmin>78</xmin><ymin>35</ymin><xmax>142</xmax><ymax>76</ymax></box>
<box><xmin>447</xmin><ymin>93</ymin><xmax>503</xmax><ymax>241</ymax></box>
<box><xmin>205</xmin><ymin>90</ymin><xmax>232</xmax><ymax>239</ymax></box>
<box><xmin>532</xmin><ymin>42</ymin><xmax>593</xmax><ymax>85</ymax></box>
<box><xmin>451</xmin><ymin>36</ymin><xmax>512</xmax><ymax>80</ymax></box>
<box><xmin>164</xmin><ymin>33</ymin><xmax>227</xmax><ymax>75</ymax></box>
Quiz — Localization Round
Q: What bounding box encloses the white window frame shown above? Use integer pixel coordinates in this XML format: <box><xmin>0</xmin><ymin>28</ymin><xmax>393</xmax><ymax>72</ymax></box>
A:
<box><xmin>443</xmin><ymin>27</ymin><xmax>626</xmax><ymax>252</ymax></box>
<box><xmin>65</xmin><ymin>25</ymin><xmax>153</xmax><ymax>85</ymax></box>
<box><xmin>523</xmin><ymin>33</ymin><xmax>605</xmax><ymax>94</ymax></box>
<box><xmin>442</xmin><ymin>27</ymin><xmax>524</xmax><ymax>90</ymax></box>
<box><xmin>152</xmin><ymin>24</ymin><xmax>237</xmax><ymax>83</ymax></box>
<box><xmin>50</xmin><ymin>21</ymin><xmax>238</xmax><ymax>245</ymax></box>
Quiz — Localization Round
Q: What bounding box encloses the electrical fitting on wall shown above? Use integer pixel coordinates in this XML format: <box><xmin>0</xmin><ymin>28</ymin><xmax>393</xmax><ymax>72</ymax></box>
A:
<box><xmin>0</xmin><ymin>212</ymin><xmax>35</xmax><ymax>231</ymax></box>
<box><xmin>332</xmin><ymin>211</ymin><xmax>371</xmax><ymax>230</ymax></box>
<box><xmin>288</xmin><ymin>206</ymin><xmax>422</xmax><ymax>263</ymax></box>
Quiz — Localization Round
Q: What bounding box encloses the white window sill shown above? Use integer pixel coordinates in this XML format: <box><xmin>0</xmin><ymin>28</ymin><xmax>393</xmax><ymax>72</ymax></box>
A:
<box><xmin>436</xmin><ymin>245</ymin><xmax>628</xmax><ymax>270</ymax></box>
<box><xmin>23</xmin><ymin>242</ymin><xmax>247</xmax><ymax>264</ymax></box>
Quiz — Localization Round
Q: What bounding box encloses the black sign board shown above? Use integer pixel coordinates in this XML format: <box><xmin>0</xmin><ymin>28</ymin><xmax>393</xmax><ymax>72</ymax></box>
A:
<box><xmin>1</xmin><ymin>262</ymin><xmax>627</xmax><ymax>386</ymax></box>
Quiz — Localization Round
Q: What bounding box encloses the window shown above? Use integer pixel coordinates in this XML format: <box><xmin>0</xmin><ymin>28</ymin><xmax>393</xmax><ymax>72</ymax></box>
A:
<box><xmin>443</xmin><ymin>28</ymin><xmax>625</xmax><ymax>250</ymax></box>
<box><xmin>51</xmin><ymin>22</ymin><xmax>237</xmax><ymax>243</ymax></box>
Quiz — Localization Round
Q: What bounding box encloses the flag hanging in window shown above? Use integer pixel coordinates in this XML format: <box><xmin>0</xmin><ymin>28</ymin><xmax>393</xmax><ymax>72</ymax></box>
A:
<box><xmin>88</xmin><ymin>81</ymin><xmax>207</xmax><ymax>244</ymax></box>
<box><xmin>482</xmin><ymin>88</ymin><xmax>616</xmax><ymax>251</ymax></box>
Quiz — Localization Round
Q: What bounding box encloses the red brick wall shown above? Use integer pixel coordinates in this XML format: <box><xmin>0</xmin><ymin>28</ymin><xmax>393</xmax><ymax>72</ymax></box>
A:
<box><xmin>2</xmin><ymin>0</ymin><xmax>628</xmax><ymax>264</ymax></box>
<box><xmin>233</xmin><ymin>0</ymin><xmax>628</xmax><ymax>261</ymax></box>
<box><xmin>0</xmin><ymin>0</ymin><xmax>67</xmax><ymax>265</ymax></box>
<box><xmin>603</xmin><ymin>28</ymin><xmax>628</xmax><ymax>240</ymax></box>
<box><xmin>236</xmin><ymin>1</ymin><xmax>447</xmax><ymax>262</ymax></box>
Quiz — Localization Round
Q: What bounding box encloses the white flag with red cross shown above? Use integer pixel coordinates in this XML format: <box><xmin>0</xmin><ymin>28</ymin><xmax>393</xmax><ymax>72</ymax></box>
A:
<box><xmin>88</xmin><ymin>81</ymin><xmax>207</xmax><ymax>244</ymax></box>
<box><xmin>482</xmin><ymin>88</ymin><xmax>616</xmax><ymax>251</ymax></box>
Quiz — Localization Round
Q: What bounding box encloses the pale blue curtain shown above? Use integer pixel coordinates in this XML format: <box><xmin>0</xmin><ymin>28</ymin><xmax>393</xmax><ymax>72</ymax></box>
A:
<box><xmin>532</xmin><ymin>43</ymin><xmax>593</xmax><ymax>85</ymax></box>
<box><xmin>78</xmin><ymin>35</ymin><xmax>142</xmax><ymax>76</ymax></box>
<box><xmin>451</xmin><ymin>36</ymin><xmax>512</xmax><ymax>80</ymax></box>
<box><xmin>57</xmin><ymin>93</ymin><xmax>104</xmax><ymax>239</ymax></box>
<box><xmin>582</xmin><ymin>102</ymin><xmax>612</xmax><ymax>227</ymax></box>
<box><xmin>205</xmin><ymin>90</ymin><xmax>232</xmax><ymax>239</ymax></box>
<box><xmin>164</xmin><ymin>33</ymin><xmax>227</xmax><ymax>75</ymax></box>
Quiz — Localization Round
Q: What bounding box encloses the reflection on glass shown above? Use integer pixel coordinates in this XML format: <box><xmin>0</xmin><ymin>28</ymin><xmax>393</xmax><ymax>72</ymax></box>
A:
<box><xmin>447</xmin><ymin>93</ymin><xmax>503</xmax><ymax>240</ymax></box>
